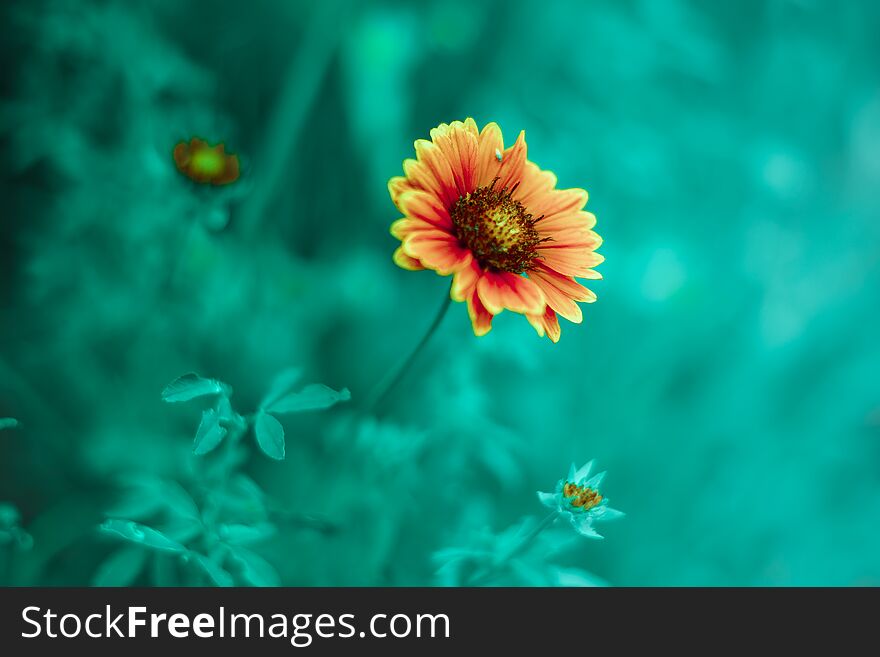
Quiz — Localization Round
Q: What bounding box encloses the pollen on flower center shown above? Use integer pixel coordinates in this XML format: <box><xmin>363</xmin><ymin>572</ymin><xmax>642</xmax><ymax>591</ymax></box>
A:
<box><xmin>563</xmin><ymin>482</ymin><xmax>603</xmax><ymax>511</ymax></box>
<box><xmin>450</xmin><ymin>180</ymin><xmax>543</xmax><ymax>273</ymax></box>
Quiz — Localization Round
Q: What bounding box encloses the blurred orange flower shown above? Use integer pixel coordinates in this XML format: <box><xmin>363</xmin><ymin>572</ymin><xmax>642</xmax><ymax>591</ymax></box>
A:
<box><xmin>173</xmin><ymin>138</ymin><xmax>240</xmax><ymax>186</ymax></box>
<box><xmin>389</xmin><ymin>119</ymin><xmax>602</xmax><ymax>342</ymax></box>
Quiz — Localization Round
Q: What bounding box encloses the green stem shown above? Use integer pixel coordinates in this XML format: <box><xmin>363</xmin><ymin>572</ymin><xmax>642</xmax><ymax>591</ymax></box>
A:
<box><xmin>502</xmin><ymin>512</ymin><xmax>558</xmax><ymax>562</ymax></box>
<box><xmin>236</xmin><ymin>0</ymin><xmax>349</xmax><ymax>237</ymax></box>
<box><xmin>364</xmin><ymin>286</ymin><xmax>453</xmax><ymax>414</ymax></box>
<box><xmin>220</xmin><ymin>417</ymin><xmax>247</xmax><ymax>482</ymax></box>
<box><xmin>470</xmin><ymin>512</ymin><xmax>558</xmax><ymax>586</ymax></box>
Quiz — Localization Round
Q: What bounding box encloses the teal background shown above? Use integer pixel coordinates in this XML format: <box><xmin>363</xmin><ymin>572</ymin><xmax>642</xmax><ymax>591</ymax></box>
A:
<box><xmin>1</xmin><ymin>0</ymin><xmax>879</xmax><ymax>586</ymax></box>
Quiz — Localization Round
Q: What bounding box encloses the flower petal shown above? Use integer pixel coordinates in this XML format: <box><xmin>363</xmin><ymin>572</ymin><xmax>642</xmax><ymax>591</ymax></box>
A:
<box><xmin>450</xmin><ymin>254</ymin><xmax>481</xmax><ymax>302</ymax></box>
<box><xmin>534</xmin><ymin>212</ymin><xmax>597</xmax><ymax>239</ymax></box>
<box><xmin>527</xmin><ymin>314</ymin><xmax>546</xmax><ymax>338</ymax></box>
<box><xmin>528</xmin><ymin>269</ymin><xmax>586</xmax><ymax>324</ymax></box>
<box><xmin>537</xmin><ymin>491</ymin><xmax>558</xmax><ymax>509</ymax></box>
<box><xmin>475</xmin><ymin>122</ymin><xmax>504</xmax><ymax>186</ymax></box>
<box><xmin>408</xmin><ymin>138</ymin><xmax>460</xmax><ymax>208</ymax></box>
<box><xmin>543</xmin><ymin>309</ymin><xmax>562</xmax><ymax>342</ymax></box>
<box><xmin>546</xmin><ymin>209</ymin><xmax>596</xmax><ymax>229</ymax></box>
<box><xmin>571</xmin><ymin>515</ymin><xmax>604</xmax><ymax>539</ymax></box>
<box><xmin>396</xmin><ymin>189</ymin><xmax>453</xmax><ymax>229</ymax></box>
<box><xmin>530</xmin><ymin>262</ymin><xmax>596</xmax><ymax>302</ymax></box>
<box><xmin>429</xmin><ymin>121</ymin><xmax>479</xmax><ymax>197</ymax></box>
<box><xmin>392</xmin><ymin>246</ymin><xmax>424</xmax><ymax>271</ymax></box>
<box><xmin>388</xmin><ymin>175</ymin><xmax>417</xmax><ymax>206</ymax></box>
<box><xmin>537</xmin><ymin>247</ymin><xmax>604</xmax><ymax>279</ymax></box>
<box><xmin>596</xmin><ymin>507</ymin><xmax>625</xmax><ymax>522</ymax></box>
<box><xmin>495</xmin><ymin>130</ymin><xmax>528</xmax><ymax>192</ymax></box>
<box><xmin>530</xmin><ymin>187</ymin><xmax>589</xmax><ymax>221</ymax></box>
<box><xmin>476</xmin><ymin>271</ymin><xmax>545</xmax><ymax>315</ymax></box>
<box><xmin>526</xmin><ymin>306</ymin><xmax>562</xmax><ymax>342</ymax></box>
<box><xmin>583</xmin><ymin>470</ymin><xmax>606</xmax><ymax>489</ymax></box>
<box><xmin>538</xmin><ymin>227</ymin><xmax>602</xmax><ymax>251</ymax></box>
<box><xmin>466</xmin><ymin>290</ymin><xmax>494</xmax><ymax>336</ymax></box>
<box><xmin>573</xmin><ymin>461</ymin><xmax>594</xmax><ymax>483</ymax></box>
<box><xmin>403</xmin><ymin>230</ymin><xmax>470</xmax><ymax>275</ymax></box>
<box><xmin>390</xmin><ymin>217</ymin><xmax>437</xmax><ymax>240</ymax></box>
<box><xmin>528</xmin><ymin>262</ymin><xmax>597</xmax><ymax>321</ymax></box>
<box><xmin>515</xmin><ymin>161</ymin><xmax>558</xmax><ymax>208</ymax></box>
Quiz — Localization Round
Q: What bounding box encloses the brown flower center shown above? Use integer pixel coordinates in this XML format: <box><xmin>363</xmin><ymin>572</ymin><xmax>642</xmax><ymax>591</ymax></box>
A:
<box><xmin>450</xmin><ymin>180</ymin><xmax>543</xmax><ymax>273</ymax></box>
<box><xmin>563</xmin><ymin>482</ymin><xmax>603</xmax><ymax>511</ymax></box>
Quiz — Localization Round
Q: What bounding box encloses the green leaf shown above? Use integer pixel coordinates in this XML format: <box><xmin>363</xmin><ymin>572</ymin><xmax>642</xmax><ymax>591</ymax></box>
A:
<box><xmin>159</xmin><ymin>481</ymin><xmax>201</xmax><ymax>523</ymax></box>
<box><xmin>229</xmin><ymin>546</ymin><xmax>281</xmax><ymax>587</ymax></box>
<box><xmin>161</xmin><ymin>373</ymin><xmax>231</xmax><ymax>403</ymax></box>
<box><xmin>550</xmin><ymin>566</ymin><xmax>606</xmax><ymax>587</ymax></box>
<box><xmin>188</xmin><ymin>552</ymin><xmax>234</xmax><ymax>587</ymax></box>
<box><xmin>105</xmin><ymin>491</ymin><xmax>164</xmax><ymax>522</ymax></box>
<box><xmin>193</xmin><ymin>408</ymin><xmax>227</xmax><ymax>455</ymax></box>
<box><xmin>254</xmin><ymin>412</ymin><xmax>285</xmax><ymax>460</ymax></box>
<box><xmin>260</xmin><ymin>367</ymin><xmax>303</xmax><ymax>410</ymax></box>
<box><xmin>92</xmin><ymin>547</ymin><xmax>148</xmax><ymax>586</ymax></box>
<box><xmin>0</xmin><ymin>418</ymin><xmax>19</xmax><ymax>430</ymax></box>
<box><xmin>216</xmin><ymin>396</ymin><xmax>236</xmax><ymax>423</ymax></box>
<box><xmin>106</xmin><ymin>477</ymin><xmax>200</xmax><ymax>523</ymax></box>
<box><xmin>163</xmin><ymin>520</ymin><xmax>204</xmax><ymax>545</ymax></box>
<box><xmin>230</xmin><ymin>474</ymin><xmax>265</xmax><ymax>506</ymax></box>
<box><xmin>218</xmin><ymin>522</ymin><xmax>276</xmax><ymax>546</ymax></box>
<box><xmin>209</xmin><ymin>475</ymin><xmax>267</xmax><ymax>522</ymax></box>
<box><xmin>100</xmin><ymin>519</ymin><xmax>187</xmax><ymax>553</ymax></box>
<box><xmin>266</xmin><ymin>384</ymin><xmax>351</xmax><ymax>414</ymax></box>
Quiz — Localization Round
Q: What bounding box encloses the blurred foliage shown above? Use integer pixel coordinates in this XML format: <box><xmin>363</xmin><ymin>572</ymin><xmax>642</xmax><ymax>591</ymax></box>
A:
<box><xmin>1</xmin><ymin>0</ymin><xmax>879</xmax><ymax>586</ymax></box>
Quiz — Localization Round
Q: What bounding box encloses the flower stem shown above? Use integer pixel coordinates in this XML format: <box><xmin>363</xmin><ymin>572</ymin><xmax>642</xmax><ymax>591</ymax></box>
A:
<box><xmin>503</xmin><ymin>512</ymin><xmax>558</xmax><ymax>561</ymax></box>
<box><xmin>469</xmin><ymin>512</ymin><xmax>558</xmax><ymax>586</ymax></box>
<box><xmin>364</xmin><ymin>285</ymin><xmax>453</xmax><ymax>414</ymax></box>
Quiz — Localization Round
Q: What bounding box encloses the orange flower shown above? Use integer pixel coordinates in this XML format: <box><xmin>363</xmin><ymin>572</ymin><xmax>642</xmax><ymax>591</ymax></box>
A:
<box><xmin>389</xmin><ymin>119</ymin><xmax>602</xmax><ymax>342</ymax></box>
<box><xmin>173</xmin><ymin>138</ymin><xmax>240</xmax><ymax>185</ymax></box>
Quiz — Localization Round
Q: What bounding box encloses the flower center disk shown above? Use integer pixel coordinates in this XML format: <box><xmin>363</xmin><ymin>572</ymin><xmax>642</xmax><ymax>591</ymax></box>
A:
<box><xmin>563</xmin><ymin>482</ymin><xmax>603</xmax><ymax>511</ymax></box>
<box><xmin>450</xmin><ymin>182</ymin><xmax>542</xmax><ymax>274</ymax></box>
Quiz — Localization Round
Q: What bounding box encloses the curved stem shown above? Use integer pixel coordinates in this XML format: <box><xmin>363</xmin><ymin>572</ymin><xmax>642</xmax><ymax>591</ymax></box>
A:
<box><xmin>364</xmin><ymin>285</ymin><xmax>453</xmax><ymax>414</ymax></box>
<box><xmin>502</xmin><ymin>512</ymin><xmax>558</xmax><ymax>561</ymax></box>
<box><xmin>469</xmin><ymin>512</ymin><xmax>558</xmax><ymax>586</ymax></box>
